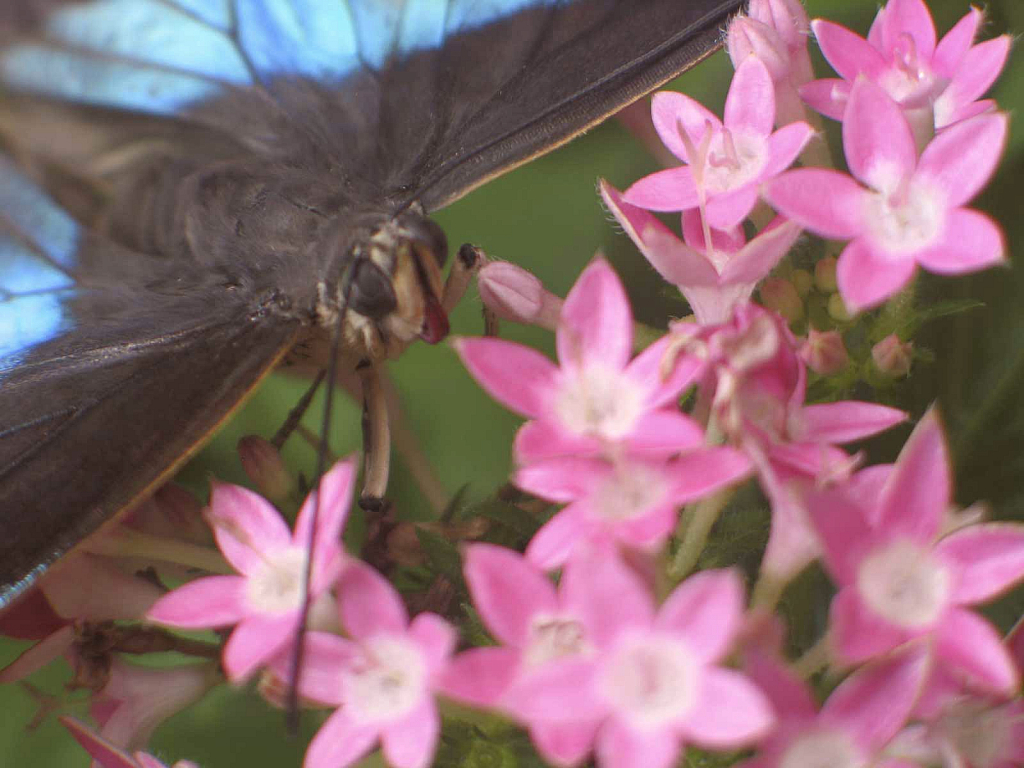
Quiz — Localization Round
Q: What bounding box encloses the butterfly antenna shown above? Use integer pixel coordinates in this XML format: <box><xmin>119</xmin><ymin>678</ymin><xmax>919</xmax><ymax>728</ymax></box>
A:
<box><xmin>286</xmin><ymin>297</ymin><xmax>348</xmax><ymax>732</ymax></box>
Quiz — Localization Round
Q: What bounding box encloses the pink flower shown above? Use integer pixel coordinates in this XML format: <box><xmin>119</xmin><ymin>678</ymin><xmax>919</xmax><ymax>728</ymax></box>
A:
<box><xmin>739</xmin><ymin>643</ymin><xmax>930</xmax><ymax>768</ymax></box>
<box><xmin>477</xmin><ymin>260</ymin><xmax>563</xmax><ymax>331</ymax></box>
<box><xmin>62</xmin><ymin>718</ymin><xmax>198</xmax><ymax>768</ymax></box>
<box><xmin>808</xmin><ymin>410</ymin><xmax>1024</xmax><ymax>694</ymax></box>
<box><xmin>622</xmin><ymin>56</ymin><xmax>812</xmax><ymax>230</ymax></box>
<box><xmin>802</xmin><ymin>0</ymin><xmax>1011</xmax><ymax>131</ymax></box>
<box><xmin>516</xmin><ymin>449</ymin><xmax>752</xmax><ymax>570</ymax></box>
<box><xmin>455</xmin><ymin>258</ymin><xmax>700</xmax><ymax>463</ymax></box>
<box><xmin>799</xmin><ymin>329</ymin><xmax>848</xmax><ymax>376</ymax></box>
<box><xmin>602</xmin><ymin>181</ymin><xmax>801</xmax><ymax>325</ymax></box>
<box><xmin>499</xmin><ymin>552</ymin><xmax>774</xmax><ymax>768</ymax></box>
<box><xmin>88</xmin><ymin>658</ymin><xmax>219</xmax><ymax>753</ymax></box>
<box><xmin>146</xmin><ymin>458</ymin><xmax>356</xmax><ymax>682</ymax></box>
<box><xmin>728</xmin><ymin>0</ymin><xmax>815</xmax><ymax>129</ymax></box>
<box><xmin>766</xmin><ymin>78</ymin><xmax>1007</xmax><ymax>312</ymax></box>
<box><xmin>285</xmin><ymin>562</ymin><xmax>456</xmax><ymax>768</ymax></box>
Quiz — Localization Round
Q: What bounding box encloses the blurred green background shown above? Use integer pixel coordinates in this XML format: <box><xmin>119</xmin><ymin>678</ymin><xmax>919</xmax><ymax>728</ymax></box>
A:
<box><xmin>2</xmin><ymin>0</ymin><xmax>1023</xmax><ymax>764</ymax></box>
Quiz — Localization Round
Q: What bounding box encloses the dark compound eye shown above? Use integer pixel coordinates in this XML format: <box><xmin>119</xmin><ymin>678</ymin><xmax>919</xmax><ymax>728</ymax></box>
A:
<box><xmin>347</xmin><ymin>259</ymin><xmax>397</xmax><ymax>320</ymax></box>
<box><xmin>398</xmin><ymin>214</ymin><xmax>448</xmax><ymax>268</ymax></box>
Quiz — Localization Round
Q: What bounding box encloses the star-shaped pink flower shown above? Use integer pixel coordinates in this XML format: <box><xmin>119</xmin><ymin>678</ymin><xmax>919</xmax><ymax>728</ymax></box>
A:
<box><xmin>801</xmin><ymin>0</ymin><xmax>1011</xmax><ymax>130</ymax></box>
<box><xmin>147</xmin><ymin>458</ymin><xmax>356</xmax><ymax>682</ymax></box>
<box><xmin>622</xmin><ymin>56</ymin><xmax>812</xmax><ymax>230</ymax></box>
<box><xmin>808</xmin><ymin>410</ymin><xmax>1024</xmax><ymax>694</ymax></box>
<box><xmin>455</xmin><ymin>258</ymin><xmax>701</xmax><ymax>464</ymax></box>
<box><xmin>283</xmin><ymin>562</ymin><xmax>456</xmax><ymax>768</ymax></box>
<box><xmin>766</xmin><ymin>77</ymin><xmax>1007</xmax><ymax>312</ymax></box>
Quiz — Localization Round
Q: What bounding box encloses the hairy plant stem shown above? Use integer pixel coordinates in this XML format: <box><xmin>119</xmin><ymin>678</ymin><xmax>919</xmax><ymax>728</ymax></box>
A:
<box><xmin>792</xmin><ymin>633</ymin><xmax>831</xmax><ymax>679</ymax></box>
<box><xmin>668</xmin><ymin>486</ymin><xmax>736</xmax><ymax>582</ymax></box>
<box><xmin>84</xmin><ymin>529</ymin><xmax>231</xmax><ymax>575</ymax></box>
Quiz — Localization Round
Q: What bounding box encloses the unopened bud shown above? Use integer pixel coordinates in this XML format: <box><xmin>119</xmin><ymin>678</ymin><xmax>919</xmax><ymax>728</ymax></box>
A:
<box><xmin>814</xmin><ymin>257</ymin><xmax>837</xmax><ymax>292</ymax></box>
<box><xmin>826</xmin><ymin>293</ymin><xmax>850</xmax><ymax>322</ymax></box>
<box><xmin>238</xmin><ymin>436</ymin><xmax>294</xmax><ymax>503</ymax></box>
<box><xmin>872</xmin><ymin>334</ymin><xmax>913</xmax><ymax>377</ymax></box>
<box><xmin>799</xmin><ymin>328</ymin><xmax>848</xmax><ymax>375</ymax></box>
<box><xmin>790</xmin><ymin>268</ymin><xmax>813</xmax><ymax>297</ymax></box>
<box><xmin>727</xmin><ymin>17</ymin><xmax>788</xmax><ymax>80</ymax></box>
<box><xmin>478</xmin><ymin>261</ymin><xmax>563</xmax><ymax>331</ymax></box>
<box><xmin>747</xmin><ymin>0</ymin><xmax>810</xmax><ymax>52</ymax></box>
<box><xmin>759</xmin><ymin>277</ymin><xmax>804</xmax><ymax>322</ymax></box>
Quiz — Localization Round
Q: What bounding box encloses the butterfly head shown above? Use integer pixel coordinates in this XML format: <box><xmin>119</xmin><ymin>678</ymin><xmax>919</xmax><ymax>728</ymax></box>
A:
<box><xmin>327</xmin><ymin>211</ymin><xmax>450</xmax><ymax>360</ymax></box>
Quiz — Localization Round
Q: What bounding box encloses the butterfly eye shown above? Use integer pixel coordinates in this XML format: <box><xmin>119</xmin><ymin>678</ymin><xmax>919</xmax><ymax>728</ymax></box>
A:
<box><xmin>347</xmin><ymin>259</ymin><xmax>398</xmax><ymax>320</ymax></box>
<box><xmin>398</xmin><ymin>214</ymin><xmax>448</xmax><ymax>268</ymax></box>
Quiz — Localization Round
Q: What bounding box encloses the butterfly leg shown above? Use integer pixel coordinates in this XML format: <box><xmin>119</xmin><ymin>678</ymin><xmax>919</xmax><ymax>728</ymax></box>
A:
<box><xmin>358</xmin><ymin>359</ymin><xmax>390</xmax><ymax>511</ymax></box>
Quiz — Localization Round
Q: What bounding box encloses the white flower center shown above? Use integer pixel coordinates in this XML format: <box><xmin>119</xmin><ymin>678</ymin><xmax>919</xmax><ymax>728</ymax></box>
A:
<box><xmin>704</xmin><ymin>129</ymin><xmax>768</xmax><ymax>195</ymax></box>
<box><xmin>523</xmin><ymin>615</ymin><xmax>591</xmax><ymax>669</ymax></box>
<box><xmin>346</xmin><ymin>635</ymin><xmax>426</xmax><ymax>723</ymax></box>
<box><xmin>599</xmin><ymin>634</ymin><xmax>698</xmax><ymax>730</ymax></box>
<box><xmin>593</xmin><ymin>462</ymin><xmax>669</xmax><ymax>522</ymax></box>
<box><xmin>554</xmin><ymin>364</ymin><xmax>645</xmax><ymax>440</ymax></box>
<box><xmin>245</xmin><ymin>546</ymin><xmax>307</xmax><ymax>615</ymax></box>
<box><xmin>862</xmin><ymin>176</ymin><xmax>945</xmax><ymax>256</ymax></box>
<box><xmin>856</xmin><ymin>539</ymin><xmax>950</xmax><ymax>629</ymax></box>
<box><xmin>780</xmin><ymin>729</ymin><xmax>865</xmax><ymax>768</ymax></box>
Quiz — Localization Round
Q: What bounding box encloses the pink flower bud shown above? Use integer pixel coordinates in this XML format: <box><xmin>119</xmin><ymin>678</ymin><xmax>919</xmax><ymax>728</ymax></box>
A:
<box><xmin>477</xmin><ymin>261</ymin><xmax>563</xmax><ymax>331</ymax></box>
<box><xmin>815</xmin><ymin>256</ymin><xmax>837</xmax><ymax>292</ymax></box>
<box><xmin>727</xmin><ymin>17</ymin><xmax>789</xmax><ymax>81</ymax></box>
<box><xmin>747</xmin><ymin>0</ymin><xmax>810</xmax><ymax>54</ymax></box>
<box><xmin>872</xmin><ymin>334</ymin><xmax>913</xmax><ymax>377</ymax></box>
<box><xmin>799</xmin><ymin>328</ymin><xmax>848</xmax><ymax>375</ymax></box>
<box><xmin>759</xmin><ymin>277</ymin><xmax>804</xmax><ymax>322</ymax></box>
<box><xmin>238</xmin><ymin>435</ymin><xmax>294</xmax><ymax>502</ymax></box>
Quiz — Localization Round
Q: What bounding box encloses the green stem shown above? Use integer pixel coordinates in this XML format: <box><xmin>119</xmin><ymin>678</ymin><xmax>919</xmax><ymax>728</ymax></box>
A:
<box><xmin>668</xmin><ymin>487</ymin><xmax>735</xmax><ymax>582</ymax></box>
<box><xmin>792</xmin><ymin>633</ymin><xmax>831</xmax><ymax>679</ymax></box>
<box><xmin>750</xmin><ymin>570</ymin><xmax>789</xmax><ymax>613</ymax></box>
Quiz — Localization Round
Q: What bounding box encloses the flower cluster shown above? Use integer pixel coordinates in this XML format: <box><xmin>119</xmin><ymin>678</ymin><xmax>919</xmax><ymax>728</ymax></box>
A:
<box><xmin>0</xmin><ymin>1</ymin><xmax>1020</xmax><ymax>767</ymax></box>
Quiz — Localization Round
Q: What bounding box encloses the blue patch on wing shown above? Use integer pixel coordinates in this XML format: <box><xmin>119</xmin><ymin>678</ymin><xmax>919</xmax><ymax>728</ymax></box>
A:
<box><xmin>0</xmin><ymin>0</ymin><xmax>565</xmax><ymax>113</ymax></box>
<box><xmin>0</xmin><ymin>160</ymin><xmax>79</xmax><ymax>364</ymax></box>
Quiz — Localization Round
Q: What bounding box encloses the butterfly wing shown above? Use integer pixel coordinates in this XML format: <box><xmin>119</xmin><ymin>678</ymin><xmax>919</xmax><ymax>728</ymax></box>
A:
<box><xmin>0</xmin><ymin>158</ymin><xmax>300</xmax><ymax>606</ymax></box>
<box><xmin>0</xmin><ymin>0</ymin><xmax>744</xmax><ymax>210</ymax></box>
<box><xmin>0</xmin><ymin>0</ymin><xmax>744</xmax><ymax>604</ymax></box>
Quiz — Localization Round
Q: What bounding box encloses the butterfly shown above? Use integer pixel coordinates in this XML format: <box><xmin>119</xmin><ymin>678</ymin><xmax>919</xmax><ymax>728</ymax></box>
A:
<box><xmin>0</xmin><ymin>0</ymin><xmax>745</xmax><ymax>609</ymax></box>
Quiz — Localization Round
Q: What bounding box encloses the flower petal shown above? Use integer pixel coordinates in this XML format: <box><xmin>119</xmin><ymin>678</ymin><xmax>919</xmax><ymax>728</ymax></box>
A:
<box><xmin>503</xmin><ymin>659</ymin><xmax>604</xmax><ymax>722</ymax></box>
<box><xmin>798</xmin><ymin>78</ymin><xmax>849</xmax><ymax>122</ymax></box>
<box><xmin>628</xmin><ymin>335</ymin><xmax>703</xmax><ymax>409</ymax></box>
<box><xmin>562</xmin><ymin>552</ymin><xmax>654</xmax><ymax>649</ymax></box>
<box><xmin>513</xmin><ymin>420</ymin><xmax>601</xmax><ymax>464</ymax></box>
<box><xmin>295</xmin><ymin>457</ymin><xmax>355</xmax><ymax>571</ymax></box>
<box><xmin>742</xmin><ymin>647</ymin><xmax>816</xmax><ymax>719</ymax></box>
<box><xmin>597</xmin><ymin>719</ymin><xmax>679</xmax><ymax>768</ymax></box>
<box><xmin>464</xmin><ymin>544</ymin><xmax>557</xmax><ymax>646</ymax></box>
<box><xmin>932</xmin><ymin>7</ymin><xmax>981</xmax><ymax>74</ymax></box>
<box><xmin>812</xmin><ymin>19</ymin><xmax>886</xmax><ymax>81</ymax></box>
<box><xmin>879</xmin><ymin>0</ymin><xmax>936</xmax><ymax>60</ymax></box>
<box><xmin>651</xmin><ymin>90</ymin><xmax>723</xmax><ymax>163</ymax></box>
<box><xmin>917</xmin><ymin>113</ymin><xmax>1008</xmax><ymax>207</ymax></box>
<box><xmin>454</xmin><ymin>337</ymin><xmax>558</xmax><ymax>418</ymax></box>
<box><xmin>916</xmin><ymin>208</ymin><xmax>1006</xmax><ymax>275</ymax></box>
<box><xmin>936</xmin><ymin>35</ymin><xmax>1011</xmax><ymax>128</ymax></box>
<box><xmin>830</xmin><ymin>587</ymin><xmax>908</xmax><ymax>664</ymax></box>
<box><xmin>223</xmin><ymin>614</ymin><xmax>294</xmax><ymax>682</ymax></box>
<box><xmin>836</xmin><ymin>238</ymin><xmax>917</xmax><ymax>313</ymax></box>
<box><xmin>667</xmin><ymin>447</ymin><xmax>752</xmax><ymax>503</ymax></box>
<box><xmin>820</xmin><ymin>643</ymin><xmax>929</xmax><ymax>750</ymax></box>
<box><xmin>557</xmin><ymin>259</ymin><xmax>632</xmax><ymax>371</ymax></box>
<box><xmin>657</xmin><ymin>569</ymin><xmax>743</xmax><ymax>663</ymax></box>
<box><xmin>937</xmin><ymin>524</ymin><xmax>1024</xmax><ymax>605</ymax></box>
<box><xmin>337</xmin><ymin>561</ymin><xmax>408</xmax><ymax>638</ymax></box>
<box><xmin>678</xmin><ymin>668</ymin><xmax>775</xmax><ymax>747</ymax></box>
<box><xmin>799</xmin><ymin>402</ymin><xmax>906</xmax><ymax>444</ymax></box>
<box><xmin>876</xmin><ymin>409</ymin><xmax>948</xmax><ymax>542</ymax></box>
<box><xmin>935</xmin><ymin>607</ymin><xmax>1019</xmax><ymax>695</ymax></box>
<box><xmin>806</xmin><ymin>489</ymin><xmax>873</xmax><ymax>585</ymax></box>
<box><xmin>525</xmin><ymin>507</ymin><xmax>594</xmax><ymax>572</ymax></box>
<box><xmin>290</xmin><ymin>632</ymin><xmax>354</xmax><ymax>706</ymax></box>
<box><xmin>625</xmin><ymin>410</ymin><xmax>706</xmax><ymax>458</ymax></box>
<box><xmin>706</xmin><ymin>185</ymin><xmax>761</xmax><ymax>230</ymax></box>
<box><xmin>305</xmin><ymin>710</ymin><xmax>378</xmax><ymax>768</ymax></box>
<box><xmin>719</xmin><ymin>218</ymin><xmax>802</xmax><ymax>285</ymax></box>
<box><xmin>515</xmin><ymin>457</ymin><xmax>605</xmax><ymax>503</ymax></box>
<box><xmin>622</xmin><ymin>166</ymin><xmax>700</xmax><ymax>212</ymax></box>
<box><xmin>381</xmin><ymin>700</ymin><xmax>439</xmax><ymax>768</ymax></box>
<box><xmin>408</xmin><ymin>613</ymin><xmax>456</xmax><ymax>672</ymax></box>
<box><xmin>146</xmin><ymin>575</ymin><xmax>247</xmax><ymax>629</ymax></box>
<box><xmin>530</xmin><ymin>720</ymin><xmax>600</xmax><ymax>768</ymax></box>
<box><xmin>207</xmin><ymin>482</ymin><xmax>291</xmax><ymax>573</ymax></box>
<box><xmin>763</xmin><ymin>122</ymin><xmax>814</xmax><ymax>179</ymax></box>
<box><xmin>764</xmin><ymin>169</ymin><xmax>865</xmax><ymax>239</ymax></box>
<box><xmin>437</xmin><ymin>647</ymin><xmax>520</xmax><ymax>708</ymax></box>
<box><xmin>843</xmin><ymin>78</ymin><xmax>916</xmax><ymax>192</ymax></box>
<box><xmin>725</xmin><ymin>56</ymin><xmax>775</xmax><ymax>136</ymax></box>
